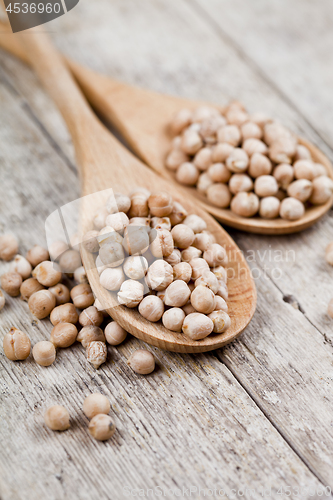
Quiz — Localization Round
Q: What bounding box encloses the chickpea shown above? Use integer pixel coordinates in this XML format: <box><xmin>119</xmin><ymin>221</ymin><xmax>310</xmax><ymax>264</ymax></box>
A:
<box><xmin>150</xmin><ymin>217</ymin><xmax>171</xmax><ymax>232</ymax></box>
<box><xmin>192</xmin><ymin>232</ymin><xmax>213</xmax><ymax>252</ymax></box>
<box><xmin>182</xmin><ymin>302</ymin><xmax>196</xmax><ymax>315</ymax></box>
<box><xmin>171</xmin><ymin>224</ymin><xmax>195</xmax><ymax>249</ymax></box>
<box><xmin>82</xmin><ymin>230</ymin><xmax>99</xmax><ymax>253</ymax></box>
<box><xmin>86</xmin><ymin>341</ymin><xmax>107</xmax><ymax>369</ymax></box>
<box><xmin>195</xmin><ymin>271</ymin><xmax>219</xmax><ymax>294</ymax></box>
<box><xmin>181</xmin><ymin>246</ymin><xmax>202</xmax><ymax>263</ymax></box>
<box><xmin>190</xmin><ymin>285</ymin><xmax>215</xmax><ymax>314</ymax></box>
<box><xmin>1</xmin><ymin>272</ymin><xmax>22</xmax><ymax>297</ymax></box>
<box><xmin>170</xmin><ymin>108</ymin><xmax>192</xmax><ymax>135</ymax></box>
<box><xmin>59</xmin><ymin>250</ymin><xmax>82</xmax><ymax>274</ymax></box>
<box><xmin>93</xmin><ymin>207</ymin><xmax>109</xmax><ymax>230</ymax></box>
<box><xmin>44</xmin><ymin>405</ymin><xmax>70</xmax><ymax>431</ymax></box>
<box><xmin>127</xmin><ymin>349</ymin><xmax>155</xmax><ymax>375</ymax></box>
<box><xmin>122</xmin><ymin>256</ymin><xmax>148</xmax><ymax>281</ymax></box>
<box><xmin>183</xmin><ymin>214</ymin><xmax>207</xmax><ymax>234</ymax></box>
<box><xmin>166</xmin><ymin>149</ymin><xmax>189</xmax><ymax>171</ymax></box>
<box><xmin>128</xmin><ymin>191</ymin><xmax>149</xmax><ymax>218</ymax></box>
<box><xmin>327</xmin><ymin>298</ymin><xmax>333</xmax><ymax>319</ymax></box>
<box><xmin>203</xmin><ymin>244</ymin><xmax>228</xmax><ymax>267</ymax></box>
<box><xmin>73</xmin><ymin>266</ymin><xmax>87</xmax><ymax>285</ymax></box>
<box><xmin>26</xmin><ymin>245</ymin><xmax>49</xmax><ymax>267</ymax></box>
<box><xmin>105</xmin><ymin>212</ymin><xmax>129</xmax><ymax>235</ymax></box>
<box><xmin>104</xmin><ymin>322</ymin><xmax>127</xmax><ymax>345</ymax></box>
<box><xmin>182</xmin><ymin>313</ymin><xmax>214</xmax><ymax>340</ymax></box>
<box><xmin>100</xmin><ymin>267</ymin><xmax>125</xmax><ymax>292</ymax></box>
<box><xmin>295</xmin><ymin>144</ymin><xmax>312</xmax><ymax>161</ymax></box>
<box><xmin>33</xmin><ymin>261</ymin><xmax>62</xmax><ymax>287</ymax></box>
<box><xmin>48</xmin><ymin>240</ymin><xmax>69</xmax><ymax>261</ymax></box>
<box><xmin>190</xmin><ymin>257</ymin><xmax>210</xmax><ymax>279</ymax></box>
<box><xmin>28</xmin><ymin>290</ymin><xmax>56</xmax><ymax>319</ymax></box>
<box><xmin>207</xmin><ymin>163</ymin><xmax>231</xmax><ymax>183</ymax></box>
<box><xmin>106</xmin><ymin>192</ymin><xmax>131</xmax><ymax>215</ymax></box>
<box><xmin>197</xmin><ymin>172</ymin><xmax>213</xmax><ymax>194</ymax></box>
<box><xmin>181</xmin><ymin>129</ymin><xmax>203</xmax><ymax>155</ymax></box>
<box><xmin>248</xmin><ymin>153</ymin><xmax>272</xmax><ymax>178</ymax></box>
<box><xmin>208</xmin><ymin>310</ymin><xmax>231</xmax><ymax>333</ymax></box>
<box><xmin>173</xmin><ymin>262</ymin><xmax>192</xmax><ymax>283</ymax></box>
<box><xmin>99</xmin><ymin>241</ymin><xmax>124</xmax><ymax>268</ymax></box>
<box><xmin>193</xmin><ymin>147</ymin><xmax>213</xmax><ymax>171</ymax></box>
<box><xmin>20</xmin><ymin>277</ymin><xmax>44</xmax><ymax>301</ymax></box>
<box><xmin>49</xmin><ymin>283</ymin><xmax>70</xmax><ymax>306</ymax></box>
<box><xmin>138</xmin><ymin>296</ymin><xmax>164</xmax><ymax>322</ymax></box>
<box><xmin>229</xmin><ymin>174</ymin><xmax>253</xmax><ymax>194</ymax></box>
<box><xmin>70</xmin><ymin>283</ymin><xmax>95</xmax><ymax>309</ymax></box>
<box><xmin>254</xmin><ymin>175</ymin><xmax>278</xmax><ymax>197</ymax></box>
<box><xmin>83</xmin><ymin>393</ymin><xmax>110</xmax><ymax>419</ymax></box>
<box><xmin>162</xmin><ymin>307</ymin><xmax>185</xmax><ymax>332</ymax></box>
<box><xmin>176</xmin><ymin>162</ymin><xmax>199</xmax><ymax>186</ymax></box>
<box><xmin>98</xmin><ymin>227</ymin><xmax>124</xmax><ymax>249</ymax></box>
<box><xmin>148</xmin><ymin>191</ymin><xmax>173</xmax><ymax>217</ymax></box>
<box><xmin>287</xmin><ymin>179</ymin><xmax>313</xmax><ymax>202</ymax></box>
<box><xmin>206</xmin><ymin>183</ymin><xmax>232</xmax><ymax>208</ymax></box>
<box><xmin>294</xmin><ymin>160</ymin><xmax>317</xmax><ymax>181</ymax></box>
<box><xmin>251</xmin><ymin>112</ymin><xmax>272</xmax><ymax>129</ymax></box>
<box><xmin>169</xmin><ymin>201</ymin><xmax>188</xmax><ymax>226</ymax></box>
<box><xmin>3</xmin><ymin>327</ymin><xmax>31</xmax><ymax>360</ymax></box>
<box><xmin>226</xmin><ymin>108</ymin><xmax>248</xmax><ymax>126</ymax></box>
<box><xmin>264</xmin><ymin>122</ymin><xmax>291</xmax><ymax>145</ymax></box>
<box><xmin>230</xmin><ymin>192</ymin><xmax>260</xmax><ymax>217</ymax></box>
<box><xmin>49</xmin><ymin>303</ymin><xmax>78</xmax><ymax>326</ymax></box>
<box><xmin>242</xmin><ymin>138</ymin><xmax>268</xmax><ymax>156</ymax></box>
<box><xmin>268</xmin><ymin>136</ymin><xmax>296</xmax><ymax>164</ymax></box>
<box><xmin>212</xmin><ymin>143</ymin><xmax>234</xmax><ymax>163</ymax></box>
<box><xmin>0</xmin><ymin>234</ymin><xmax>19</xmax><ymax>261</ymax></box>
<box><xmin>273</xmin><ymin>164</ymin><xmax>294</xmax><ymax>189</ymax></box>
<box><xmin>217</xmin><ymin>125</ymin><xmax>241</xmax><ymax>146</ymax></box>
<box><xmin>279</xmin><ymin>197</ymin><xmax>305</xmax><ymax>220</ymax></box>
<box><xmin>164</xmin><ymin>249</ymin><xmax>182</xmax><ymax>266</ymax></box>
<box><xmin>212</xmin><ymin>265</ymin><xmax>228</xmax><ymax>283</ymax></box>
<box><xmin>78</xmin><ymin>306</ymin><xmax>103</xmax><ymax>327</ymax></box>
<box><xmin>89</xmin><ymin>414</ymin><xmax>116</xmax><ymax>441</ymax></box>
<box><xmin>128</xmin><ymin>217</ymin><xmax>151</xmax><ymax>229</ymax></box>
<box><xmin>226</xmin><ymin>148</ymin><xmax>249</xmax><ymax>173</ymax></box>
<box><xmin>259</xmin><ymin>197</ymin><xmax>281</xmax><ymax>219</ymax></box>
<box><xmin>118</xmin><ymin>280</ymin><xmax>144</xmax><ymax>308</ymax></box>
<box><xmin>315</xmin><ymin>163</ymin><xmax>328</xmax><ymax>177</ymax></box>
<box><xmin>193</xmin><ymin>106</ymin><xmax>220</xmax><ymax>123</ymax></box>
<box><xmin>50</xmin><ymin>323</ymin><xmax>78</xmax><ymax>348</ymax></box>
<box><xmin>9</xmin><ymin>255</ymin><xmax>32</xmax><ymax>280</ymax></box>
<box><xmin>214</xmin><ymin>296</ymin><xmax>228</xmax><ymax>312</ymax></box>
<box><xmin>146</xmin><ymin>260</ymin><xmax>173</xmax><ymax>291</ymax></box>
<box><xmin>150</xmin><ymin>229</ymin><xmax>174</xmax><ymax>258</ymax></box>
<box><xmin>309</xmin><ymin>176</ymin><xmax>333</xmax><ymax>205</ymax></box>
<box><xmin>241</xmin><ymin>121</ymin><xmax>262</xmax><ymax>141</ymax></box>
<box><xmin>0</xmin><ymin>290</ymin><xmax>5</xmax><ymax>311</ymax></box>
<box><xmin>33</xmin><ymin>341</ymin><xmax>56</xmax><ymax>366</ymax></box>
<box><xmin>164</xmin><ymin>280</ymin><xmax>191</xmax><ymax>307</ymax></box>
<box><xmin>217</xmin><ymin>281</ymin><xmax>229</xmax><ymax>301</ymax></box>
<box><xmin>77</xmin><ymin>325</ymin><xmax>105</xmax><ymax>348</ymax></box>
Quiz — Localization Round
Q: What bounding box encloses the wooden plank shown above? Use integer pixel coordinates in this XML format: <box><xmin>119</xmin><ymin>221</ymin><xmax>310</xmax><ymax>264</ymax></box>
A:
<box><xmin>0</xmin><ymin>82</ymin><xmax>324</xmax><ymax>498</ymax></box>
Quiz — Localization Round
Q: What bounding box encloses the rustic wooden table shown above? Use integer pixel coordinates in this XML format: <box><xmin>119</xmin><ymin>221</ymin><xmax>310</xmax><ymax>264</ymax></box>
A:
<box><xmin>1</xmin><ymin>1</ymin><xmax>333</xmax><ymax>499</ymax></box>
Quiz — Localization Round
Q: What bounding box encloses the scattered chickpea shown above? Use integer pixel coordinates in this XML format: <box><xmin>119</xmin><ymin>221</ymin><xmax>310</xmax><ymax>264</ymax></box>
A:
<box><xmin>206</xmin><ymin>183</ymin><xmax>232</xmax><ymax>208</ymax></box>
<box><xmin>20</xmin><ymin>277</ymin><xmax>44</xmax><ymax>301</ymax></box>
<box><xmin>50</xmin><ymin>323</ymin><xmax>78</xmax><ymax>348</ymax></box>
<box><xmin>259</xmin><ymin>197</ymin><xmax>281</xmax><ymax>219</ymax></box>
<box><xmin>50</xmin><ymin>303</ymin><xmax>79</xmax><ymax>326</ymax></box>
<box><xmin>127</xmin><ymin>349</ymin><xmax>155</xmax><ymax>375</ymax></box>
<box><xmin>77</xmin><ymin>326</ymin><xmax>105</xmax><ymax>348</ymax></box>
<box><xmin>0</xmin><ymin>234</ymin><xmax>19</xmax><ymax>261</ymax></box>
<box><xmin>182</xmin><ymin>313</ymin><xmax>214</xmax><ymax>340</ymax></box>
<box><xmin>3</xmin><ymin>327</ymin><xmax>31</xmax><ymax>360</ymax></box>
<box><xmin>86</xmin><ymin>341</ymin><xmax>107</xmax><ymax>369</ymax></box>
<box><xmin>49</xmin><ymin>283</ymin><xmax>70</xmax><ymax>306</ymax></box>
<box><xmin>104</xmin><ymin>322</ymin><xmax>127</xmax><ymax>345</ymax></box>
<box><xmin>44</xmin><ymin>405</ymin><xmax>70</xmax><ymax>431</ymax></box>
<box><xmin>89</xmin><ymin>414</ymin><xmax>116</xmax><ymax>441</ymax></box>
<box><xmin>287</xmin><ymin>179</ymin><xmax>313</xmax><ymax>202</ymax></box>
<box><xmin>33</xmin><ymin>261</ymin><xmax>62</xmax><ymax>287</ymax></box>
<box><xmin>48</xmin><ymin>240</ymin><xmax>69</xmax><ymax>261</ymax></box>
<box><xmin>33</xmin><ymin>341</ymin><xmax>56</xmax><ymax>366</ymax></box>
<box><xmin>83</xmin><ymin>393</ymin><xmax>110</xmax><ymax>419</ymax></box>
<box><xmin>117</xmin><ymin>280</ymin><xmax>144</xmax><ymax>308</ymax></box>
<box><xmin>208</xmin><ymin>310</ymin><xmax>231</xmax><ymax>333</ymax></box>
<box><xmin>26</xmin><ymin>245</ymin><xmax>49</xmax><ymax>267</ymax></box>
<box><xmin>1</xmin><ymin>272</ymin><xmax>22</xmax><ymax>297</ymax></box>
<box><xmin>70</xmin><ymin>283</ymin><xmax>95</xmax><ymax>308</ymax></box>
<box><xmin>28</xmin><ymin>290</ymin><xmax>56</xmax><ymax>319</ymax></box>
<box><xmin>9</xmin><ymin>255</ymin><xmax>32</xmax><ymax>280</ymax></box>
<box><xmin>78</xmin><ymin>306</ymin><xmax>103</xmax><ymax>327</ymax></box>
<box><xmin>279</xmin><ymin>197</ymin><xmax>305</xmax><ymax>221</ymax></box>
<box><xmin>231</xmin><ymin>192</ymin><xmax>259</xmax><ymax>217</ymax></box>
<box><xmin>138</xmin><ymin>296</ymin><xmax>164</xmax><ymax>322</ymax></box>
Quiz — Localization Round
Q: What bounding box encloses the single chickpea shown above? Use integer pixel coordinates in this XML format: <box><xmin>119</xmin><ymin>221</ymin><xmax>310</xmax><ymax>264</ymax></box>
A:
<box><xmin>193</xmin><ymin>106</ymin><xmax>220</xmax><ymax>123</ymax></box>
<box><xmin>295</xmin><ymin>144</ymin><xmax>312</xmax><ymax>161</ymax></box>
<box><xmin>226</xmin><ymin>148</ymin><xmax>249</xmax><ymax>173</ymax></box>
<box><xmin>207</xmin><ymin>163</ymin><xmax>232</xmax><ymax>183</ymax></box>
<box><xmin>128</xmin><ymin>217</ymin><xmax>151</xmax><ymax>229</ymax></box>
<box><xmin>105</xmin><ymin>322</ymin><xmax>127</xmax><ymax>345</ymax></box>
<box><xmin>127</xmin><ymin>349</ymin><xmax>155</xmax><ymax>375</ymax></box>
<box><xmin>162</xmin><ymin>308</ymin><xmax>185</xmax><ymax>332</ymax></box>
<box><xmin>50</xmin><ymin>323</ymin><xmax>78</xmax><ymax>348</ymax></box>
<box><xmin>150</xmin><ymin>217</ymin><xmax>171</xmax><ymax>232</ymax></box>
<box><xmin>128</xmin><ymin>191</ymin><xmax>149</xmax><ymax>218</ymax></box>
<box><xmin>212</xmin><ymin>265</ymin><xmax>228</xmax><ymax>283</ymax></box>
<box><xmin>123</xmin><ymin>226</ymin><xmax>149</xmax><ymax>256</ymax></box>
<box><xmin>182</xmin><ymin>313</ymin><xmax>214</xmax><ymax>340</ymax></box>
<box><xmin>230</xmin><ymin>192</ymin><xmax>260</xmax><ymax>217</ymax></box>
<box><xmin>70</xmin><ymin>283</ymin><xmax>95</xmax><ymax>309</ymax></box>
<box><xmin>212</xmin><ymin>143</ymin><xmax>234</xmax><ymax>163</ymax></box>
<box><xmin>26</xmin><ymin>245</ymin><xmax>49</xmax><ymax>267</ymax></box>
<box><xmin>89</xmin><ymin>414</ymin><xmax>116</xmax><ymax>441</ymax></box>
<box><xmin>214</xmin><ymin>296</ymin><xmax>228</xmax><ymax>312</ymax></box>
<box><xmin>192</xmin><ymin>232</ymin><xmax>213</xmax><ymax>252</ymax></box>
<box><xmin>315</xmin><ymin>163</ymin><xmax>328</xmax><ymax>177</ymax></box>
<box><xmin>0</xmin><ymin>234</ymin><xmax>19</xmax><ymax>261</ymax></box>
<box><xmin>105</xmin><ymin>212</ymin><xmax>129</xmax><ymax>235</ymax></box>
<box><xmin>268</xmin><ymin>136</ymin><xmax>296</xmax><ymax>164</ymax></box>
<box><xmin>79</xmin><ymin>306</ymin><xmax>103</xmax><ymax>327</ymax></box>
<box><xmin>173</xmin><ymin>262</ymin><xmax>192</xmax><ymax>283</ymax></box>
<box><xmin>183</xmin><ymin>214</ymin><xmax>207</xmax><ymax>234</ymax></box>
<box><xmin>294</xmin><ymin>160</ymin><xmax>317</xmax><ymax>181</ymax></box>
<box><xmin>20</xmin><ymin>277</ymin><xmax>44</xmax><ymax>301</ymax></box>
<box><xmin>181</xmin><ymin>246</ymin><xmax>202</xmax><ymax>263</ymax></box>
<box><xmin>49</xmin><ymin>283</ymin><xmax>70</xmax><ymax>306</ymax></box>
<box><xmin>77</xmin><ymin>325</ymin><xmax>105</xmax><ymax>348</ymax></box>
<box><xmin>50</xmin><ymin>303</ymin><xmax>78</xmax><ymax>326</ymax></box>
<box><xmin>181</xmin><ymin>129</ymin><xmax>203</xmax><ymax>155</ymax></box>
<box><xmin>1</xmin><ymin>272</ymin><xmax>22</xmax><ymax>297</ymax></box>
<box><xmin>182</xmin><ymin>302</ymin><xmax>196</xmax><ymax>315</ymax></box>
<box><xmin>86</xmin><ymin>341</ymin><xmax>107</xmax><ymax>369</ymax></box>
<box><xmin>279</xmin><ymin>197</ymin><xmax>305</xmax><ymax>220</ymax></box>
<box><xmin>48</xmin><ymin>240</ymin><xmax>69</xmax><ymax>261</ymax></box>
<box><xmin>123</xmin><ymin>256</ymin><xmax>148</xmax><ymax>280</ymax></box>
<box><xmin>0</xmin><ymin>290</ymin><xmax>5</xmax><ymax>311</ymax></box>
<box><xmin>59</xmin><ymin>250</ymin><xmax>82</xmax><ymax>274</ymax></box>
<box><xmin>197</xmin><ymin>172</ymin><xmax>214</xmax><ymax>194</ymax></box>
<box><xmin>217</xmin><ymin>281</ymin><xmax>229</xmax><ymax>301</ymax></box>
<box><xmin>248</xmin><ymin>153</ymin><xmax>272</xmax><ymax>178</ymax></box>
<box><xmin>166</xmin><ymin>149</ymin><xmax>189</xmax><ymax>171</ymax></box>
<box><xmin>146</xmin><ymin>260</ymin><xmax>173</xmax><ymax>291</ymax></box>
<box><xmin>28</xmin><ymin>290</ymin><xmax>56</xmax><ymax>319</ymax></box>
<box><xmin>164</xmin><ymin>249</ymin><xmax>182</xmax><ymax>266</ymax></box>
<box><xmin>176</xmin><ymin>162</ymin><xmax>200</xmax><ymax>186</ymax></box>
<box><xmin>193</xmin><ymin>147</ymin><xmax>213</xmax><ymax>171</ymax></box>
<box><xmin>106</xmin><ymin>192</ymin><xmax>131</xmax><ymax>215</ymax></box>
<box><xmin>208</xmin><ymin>310</ymin><xmax>231</xmax><ymax>333</ymax></box>
<box><xmin>287</xmin><ymin>179</ymin><xmax>313</xmax><ymax>202</ymax></box>
<box><xmin>254</xmin><ymin>175</ymin><xmax>278</xmax><ymax>197</ymax></box>
<box><xmin>217</xmin><ymin>125</ymin><xmax>241</xmax><ymax>146</ymax></box>
<box><xmin>170</xmin><ymin>108</ymin><xmax>193</xmax><ymax>135</ymax></box>
<box><xmin>74</xmin><ymin>266</ymin><xmax>88</xmax><ymax>284</ymax></box>
<box><xmin>229</xmin><ymin>174</ymin><xmax>253</xmax><ymax>194</ymax></box>
<box><xmin>82</xmin><ymin>230</ymin><xmax>99</xmax><ymax>253</ymax></box>
<box><xmin>207</xmin><ymin>183</ymin><xmax>232</xmax><ymax>208</ymax></box>
<box><xmin>169</xmin><ymin>201</ymin><xmax>188</xmax><ymax>226</ymax></box>
<box><xmin>44</xmin><ymin>405</ymin><xmax>70</xmax><ymax>431</ymax></box>
<box><xmin>309</xmin><ymin>176</ymin><xmax>333</xmax><ymax>205</ymax></box>
<box><xmin>190</xmin><ymin>258</ymin><xmax>210</xmax><ymax>279</ymax></box>
<box><xmin>203</xmin><ymin>244</ymin><xmax>228</xmax><ymax>267</ymax></box>
<box><xmin>264</xmin><ymin>122</ymin><xmax>291</xmax><ymax>145</ymax></box>
<box><xmin>32</xmin><ymin>261</ymin><xmax>62</xmax><ymax>287</ymax></box>
<box><xmin>33</xmin><ymin>341</ymin><xmax>56</xmax><ymax>366</ymax></box>
<box><xmin>148</xmin><ymin>191</ymin><xmax>173</xmax><ymax>217</ymax></box>
<box><xmin>226</xmin><ymin>109</ymin><xmax>249</xmax><ymax>127</ymax></box>
<box><xmin>240</xmin><ymin>121</ymin><xmax>262</xmax><ymax>141</ymax></box>
<box><xmin>100</xmin><ymin>267</ymin><xmax>125</xmax><ymax>292</ymax></box>
<box><xmin>150</xmin><ymin>229</ymin><xmax>174</xmax><ymax>258</ymax></box>
<box><xmin>83</xmin><ymin>393</ymin><xmax>110</xmax><ymax>419</ymax></box>
<box><xmin>118</xmin><ymin>280</ymin><xmax>144</xmax><ymax>308</ymax></box>
<box><xmin>98</xmin><ymin>229</ymin><xmax>123</xmax><ymax>253</ymax></box>
<box><xmin>242</xmin><ymin>138</ymin><xmax>268</xmax><ymax>157</ymax></box>
<box><xmin>259</xmin><ymin>197</ymin><xmax>281</xmax><ymax>219</ymax></box>
<box><xmin>9</xmin><ymin>255</ymin><xmax>32</xmax><ymax>280</ymax></box>
<box><xmin>170</xmin><ymin>224</ymin><xmax>195</xmax><ymax>249</ymax></box>
<box><xmin>194</xmin><ymin>271</ymin><xmax>219</xmax><ymax>294</ymax></box>
<box><xmin>3</xmin><ymin>327</ymin><xmax>31</xmax><ymax>360</ymax></box>
<box><xmin>190</xmin><ymin>285</ymin><xmax>215</xmax><ymax>314</ymax></box>
<box><xmin>273</xmin><ymin>164</ymin><xmax>294</xmax><ymax>189</ymax></box>
<box><xmin>138</xmin><ymin>296</ymin><xmax>164</xmax><ymax>322</ymax></box>
<box><xmin>93</xmin><ymin>207</ymin><xmax>109</xmax><ymax>230</ymax></box>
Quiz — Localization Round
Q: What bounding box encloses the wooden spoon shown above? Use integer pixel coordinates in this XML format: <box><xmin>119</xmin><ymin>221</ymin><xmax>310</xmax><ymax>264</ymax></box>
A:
<box><xmin>0</xmin><ymin>22</ymin><xmax>331</xmax><ymax>235</ymax></box>
<box><xmin>14</xmin><ymin>28</ymin><xmax>256</xmax><ymax>353</ymax></box>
